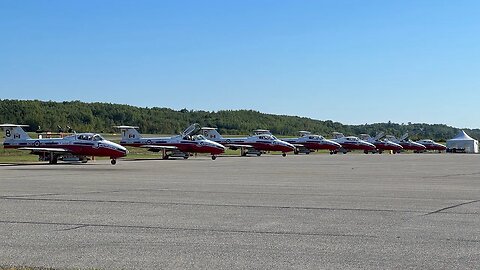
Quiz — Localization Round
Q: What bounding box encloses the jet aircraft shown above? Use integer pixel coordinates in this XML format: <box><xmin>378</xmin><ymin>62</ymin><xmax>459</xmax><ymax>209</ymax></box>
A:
<box><xmin>1</xmin><ymin>124</ymin><xmax>127</xmax><ymax>164</ymax></box>
<box><xmin>331</xmin><ymin>132</ymin><xmax>376</xmax><ymax>154</ymax></box>
<box><xmin>359</xmin><ymin>132</ymin><xmax>403</xmax><ymax>154</ymax></box>
<box><xmin>115</xmin><ymin>124</ymin><xmax>225</xmax><ymax>160</ymax></box>
<box><xmin>283</xmin><ymin>131</ymin><xmax>341</xmax><ymax>155</ymax></box>
<box><xmin>201</xmin><ymin>127</ymin><xmax>295</xmax><ymax>157</ymax></box>
<box><xmin>385</xmin><ymin>134</ymin><xmax>426</xmax><ymax>153</ymax></box>
<box><xmin>417</xmin><ymin>139</ymin><xmax>447</xmax><ymax>152</ymax></box>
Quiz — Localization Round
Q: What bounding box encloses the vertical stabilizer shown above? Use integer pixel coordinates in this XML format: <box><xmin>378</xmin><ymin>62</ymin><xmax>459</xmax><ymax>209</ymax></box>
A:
<box><xmin>114</xmin><ymin>126</ymin><xmax>142</xmax><ymax>141</ymax></box>
<box><xmin>333</xmin><ymin>132</ymin><xmax>345</xmax><ymax>139</ymax></box>
<box><xmin>374</xmin><ymin>132</ymin><xmax>385</xmax><ymax>141</ymax></box>
<box><xmin>0</xmin><ymin>124</ymin><xmax>31</xmax><ymax>142</ymax></box>
<box><xmin>400</xmin><ymin>133</ymin><xmax>409</xmax><ymax>141</ymax></box>
<box><xmin>359</xmin><ymin>134</ymin><xmax>372</xmax><ymax>141</ymax></box>
<box><xmin>200</xmin><ymin>127</ymin><xmax>223</xmax><ymax>140</ymax></box>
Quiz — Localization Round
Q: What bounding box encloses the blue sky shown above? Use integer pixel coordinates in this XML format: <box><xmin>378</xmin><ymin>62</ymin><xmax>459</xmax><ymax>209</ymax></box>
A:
<box><xmin>1</xmin><ymin>1</ymin><xmax>479</xmax><ymax>128</ymax></box>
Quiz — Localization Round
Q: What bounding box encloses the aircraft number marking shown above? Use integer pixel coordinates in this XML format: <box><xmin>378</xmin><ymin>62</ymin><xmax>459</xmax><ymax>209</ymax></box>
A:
<box><xmin>5</xmin><ymin>130</ymin><xmax>11</xmax><ymax>137</ymax></box>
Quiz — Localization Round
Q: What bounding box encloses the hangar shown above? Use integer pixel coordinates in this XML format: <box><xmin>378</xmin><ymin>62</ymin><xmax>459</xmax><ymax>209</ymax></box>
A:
<box><xmin>446</xmin><ymin>130</ymin><xmax>479</xmax><ymax>153</ymax></box>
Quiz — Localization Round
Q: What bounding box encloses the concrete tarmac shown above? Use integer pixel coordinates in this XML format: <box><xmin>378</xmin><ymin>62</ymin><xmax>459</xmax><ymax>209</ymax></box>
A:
<box><xmin>0</xmin><ymin>154</ymin><xmax>479</xmax><ymax>269</ymax></box>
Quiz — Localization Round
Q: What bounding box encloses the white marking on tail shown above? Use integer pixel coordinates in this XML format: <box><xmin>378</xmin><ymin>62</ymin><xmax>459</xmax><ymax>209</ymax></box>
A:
<box><xmin>0</xmin><ymin>124</ymin><xmax>31</xmax><ymax>141</ymax></box>
<box><xmin>114</xmin><ymin>126</ymin><xmax>142</xmax><ymax>141</ymax></box>
<box><xmin>200</xmin><ymin>127</ymin><xmax>223</xmax><ymax>140</ymax></box>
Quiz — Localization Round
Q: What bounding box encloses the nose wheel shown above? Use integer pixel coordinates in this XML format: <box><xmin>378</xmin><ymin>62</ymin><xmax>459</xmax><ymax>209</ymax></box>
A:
<box><xmin>211</xmin><ymin>155</ymin><xmax>217</xmax><ymax>160</ymax></box>
<box><xmin>282</xmin><ymin>152</ymin><xmax>287</xmax><ymax>157</ymax></box>
<box><xmin>110</xmin><ymin>159</ymin><xmax>117</xmax><ymax>165</ymax></box>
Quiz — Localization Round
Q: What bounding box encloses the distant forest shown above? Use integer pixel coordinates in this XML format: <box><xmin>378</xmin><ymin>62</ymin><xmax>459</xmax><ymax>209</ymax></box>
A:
<box><xmin>0</xmin><ymin>99</ymin><xmax>478</xmax><ymax>141</ymax></box>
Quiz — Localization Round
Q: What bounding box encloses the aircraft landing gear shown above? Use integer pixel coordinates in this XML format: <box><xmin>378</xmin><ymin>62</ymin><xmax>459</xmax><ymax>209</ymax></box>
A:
<box><xmin>282</xmin><ymin>152</ymin><xmax>287</xmax><ymax>157</ymax></box>
<box><xmin>110</xmin><ymin>159</ymin><xmax>117</xmax><ymax>165</ymax></box>
<box><xmin>211</xmin><ymin>155</ymin><xmax>217</xmax><ymax>160</ymax></box>
<box><xmin>364</xmin><ymin>150</ymin><xmax>369</xmax><ymax>154</ymax></box>
<box><xmin>294</xmin><ymin>149</ymin><xmax>299</xmax><ymax>155</ymax></box>
<box><xmin>330</xmin><ymin>151</ymin><xmax>334</xmax><ymax>155</ymax></box>
<box><xmin>49</xmin><ymin>154</ymin><xmax>58</xmax><ymax>164</ymax></box>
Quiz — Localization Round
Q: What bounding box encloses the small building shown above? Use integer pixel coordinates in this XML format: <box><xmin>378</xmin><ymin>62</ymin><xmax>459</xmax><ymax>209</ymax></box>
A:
<box><xmin>446</xmin><ymin>130</ymin><xmax>479</xmax><ymax>153</ymax></box>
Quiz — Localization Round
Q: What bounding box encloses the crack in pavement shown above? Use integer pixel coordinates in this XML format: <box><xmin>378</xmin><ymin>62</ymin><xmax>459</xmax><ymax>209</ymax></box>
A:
<box><xmin>55</xmin><ymin>224</ymin><xmax>89</xmax><ymax>231</ymax></box>
<box><xmin>423</xmin><ymin>200</ymin><xmax>480</xmax><ymax>216</ymax></box>
<box><xmin>0</xmin><ymin>220</ymin><xmax>377</xmax><ymax>239</ymax></box>
<box><xmin>0</xmin><ymin>196</ymin><xmax>423</xmax><ymax>213</ymax></box>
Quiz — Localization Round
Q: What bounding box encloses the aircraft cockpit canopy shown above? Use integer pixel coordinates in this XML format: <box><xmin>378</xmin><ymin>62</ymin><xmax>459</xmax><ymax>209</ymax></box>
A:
<box><xmin>193</xmin><ymin>135</ymin><xmax>207</xmax><ymax>141</ymax></box>
<box><xmin>258</xmin><ymin>135</ymin><xmax>275</xmax><ymax>140</ymax></box>
<box><xmin>93</xmin><ymin>134</ymin><xmax>104</xmax><ymax>141</ymax></box>
<box><xmin>77</xmin><ymin>134</ymin><xmax>104</xmax><ymax>141</ymax></box>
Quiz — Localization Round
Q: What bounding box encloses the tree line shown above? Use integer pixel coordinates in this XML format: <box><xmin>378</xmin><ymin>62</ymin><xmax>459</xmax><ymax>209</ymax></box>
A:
<box><xmin>0</xmin><ymin>99</ymin><xmax>478</xmax><ymax>141</ymax></box>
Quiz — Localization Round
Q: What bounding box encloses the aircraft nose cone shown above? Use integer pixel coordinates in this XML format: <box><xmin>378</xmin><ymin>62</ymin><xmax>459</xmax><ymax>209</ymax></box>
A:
<box><xmin>285</xmin><ymin>142</ymin><xmax>295</xmax><ymax>150</ymax></box>
<box><xmin>332</xmin><ymin>141</ymin><xmax>341</xmax><ymax>148</ymax></box>
<box><xmin>112</xmin><ymin>142</ymin><xmax>128</xmax><ymax>156</ymax></box>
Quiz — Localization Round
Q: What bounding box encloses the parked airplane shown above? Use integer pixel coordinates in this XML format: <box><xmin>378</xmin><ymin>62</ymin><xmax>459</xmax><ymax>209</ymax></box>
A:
<box><xmin>1</xmin><ymin>124</ymin><xmax>127</xmax><ymax>165</ymax></box>
<box><xmin>385</xmin><ymin>134</ymin><xmax>426</xmax><ymax>153</ymax></box>
<box><xmin>283</xmin><ymin>131</ymin><xmax>341</xmax><ymax>155</ymax></box>
<box><xmin>417</xmin><ymin>139</ymin><xmax>447</xmax><ymax>152</ymax></box>
<box><xmin>201</xmin><ymin>127</ymin><xmax>296</xmax><ymax>157</ymax></box>
<box><xmin>115</xmin><ymin>124</ymin><xmax>225</xmax><ymax>160</ymax></box>
<box><xmin>331</xmin><ymin>132</ymin><xmax>376</xmax><ymax>154</ymax></box>
<box><xmin>359</xmin><ymin>132</ymin><xmax>403</xmax><ymax>154</ymax></box>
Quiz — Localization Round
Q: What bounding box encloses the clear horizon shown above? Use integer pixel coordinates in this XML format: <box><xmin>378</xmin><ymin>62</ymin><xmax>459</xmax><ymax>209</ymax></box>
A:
<box><xmin>1</xmin><ymin>1</ymin><xmax>479</xmax><ymax>128</ymax></box>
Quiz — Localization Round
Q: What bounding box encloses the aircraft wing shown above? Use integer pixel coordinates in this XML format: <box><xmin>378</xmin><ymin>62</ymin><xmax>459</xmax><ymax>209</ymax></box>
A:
<box><xmin>225</xmin><ymin>144</ymin><xmax>254</xmax><ymax>149</ymax></box>
<box><xmin>292</xmin><ymin>144</ymin><xmax>304</xmax><ymax>147</ymax></box>
<box><xmin>18</xmin><ymin>147</ymin><xmax>70</xmax><ymax>153</ymax></box>
<box><xmin>140</xmin><ymin>145</ymin><xmax>178</xmax><ymax>150</ymax></box>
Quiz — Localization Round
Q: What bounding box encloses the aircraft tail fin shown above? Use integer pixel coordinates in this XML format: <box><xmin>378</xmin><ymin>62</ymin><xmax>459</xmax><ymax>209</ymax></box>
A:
<box><xmin>0</xmin><ymin>124</ymin><xmax>31</xmax><ymax>141</ymax></box>
<box><xmin>332</xmin><ymin>132</ymin><xmax>345</xmax><ymax>139</ymax></box>
<box><xmin>374</xmin><ymin>132</ymin><xmax>385</xmax><ymax>141</ymax></box>
<box><xmin>400</xmin><ymin>133</ymin><xmax>409</xmax><ymax>141</ymax></box>
<box><xmin>114</xmin><ymin>126</ymin><xmax>142</xmax><ymax>141</ymax></box>
<box><xmin>359</xmin><ymin>134</ymin><xmax>372</xmax><ymax>141</ymax></box>
<box><xmin>299</xmin><ymin>131</ymin><xmax>312</xmax><ymax>137</ymax></box>
<box><xmin>201</xmin><ymin>127</ymin><xmax>223</xmax><ymax>140</ymax></box>
<box><xmin>385</xmin><ymin>135</ymin><xmax>398</xmax><ymax>142</ymax></box>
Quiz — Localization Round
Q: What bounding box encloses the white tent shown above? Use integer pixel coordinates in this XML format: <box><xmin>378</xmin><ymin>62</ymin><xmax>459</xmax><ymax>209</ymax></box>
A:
<box><xmin>446</xmin><ymin>130</ymin><xmax>478</xmax><ymax>153</ymax></box>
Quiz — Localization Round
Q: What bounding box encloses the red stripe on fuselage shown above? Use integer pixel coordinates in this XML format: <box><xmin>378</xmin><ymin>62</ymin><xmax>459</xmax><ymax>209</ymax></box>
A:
<box><xmin>123</xmin><ymin>143</ymin><xmax>224</xmax><ymax>155</ymax></box>
<box><xmin>4</xmin><ymin>144</ymin><xmax>126</xmax><ymax>158</ymax></box>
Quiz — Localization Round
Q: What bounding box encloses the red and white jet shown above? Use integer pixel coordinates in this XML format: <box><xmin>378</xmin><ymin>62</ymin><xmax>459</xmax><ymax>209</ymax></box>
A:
<box><xmin>283</xmin><ymin>131</ymin><xmax>341</xmax><ymax>155</ymax></box>
<box><xmin>115</xmin><ymin>124</ymin><xmax>225</xmax><ymax>160</ymax></box>
<box><xmin>359</xmin><ymin>132</ymin><xmax>403</xmax><ymax>154</ymax></box>
<box><xmin>416</xmin><ymin>139</ymin><xmax>447</xmax><ymax>152</ymax></box>
<box><xmin>201</xmin><ymin>127</ymin><xmax>295</xmax><ymax>157</ymax></box>
<box><xmin>1</xmin><ymin>124</ymin><xmax>127</xmax><ymax>165</ymax></box>
<box><xmin>385</xmin><ymin>134</ymin><xmax>426</xmax><ymax>153</ymax></box>
<box><xmin>331</xmin><ymin>132</ymin><xmax>376</xmax><ymax>154</ymax></box>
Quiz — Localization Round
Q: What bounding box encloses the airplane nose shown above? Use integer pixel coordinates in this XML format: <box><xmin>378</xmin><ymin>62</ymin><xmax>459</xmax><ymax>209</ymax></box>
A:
<box><xmin>331</xmin><ymin>141</ymin><xmax>341</xmax><ymax>148</ymax></box>
<box><xmin>285</xmin><ymin>142</ymin><xmax>295</xmax><ymax>150</ymax></box>
<box><xmin>214</xmin><ymin>142</ymin><xmax>226</xmax><ymax>151</ymax></box>
<box><xmin>112</xmin><ymin>142</ymin><xmax>128</xmax><ymax>156</ymax></box>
